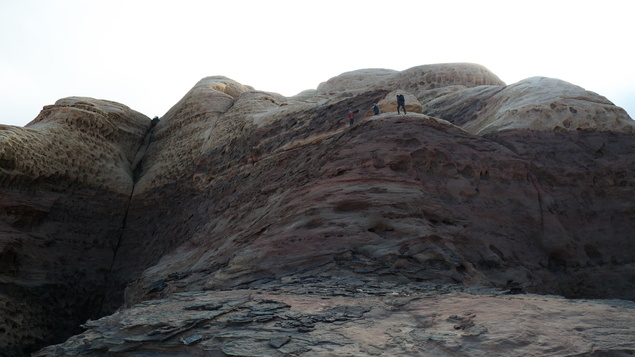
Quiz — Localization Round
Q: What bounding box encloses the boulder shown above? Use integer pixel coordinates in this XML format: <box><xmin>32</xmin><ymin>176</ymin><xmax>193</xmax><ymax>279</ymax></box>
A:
<box><xmin>374</xmin><ymin>90</ymin><xmax>423</xmax><ymax>115</ymax></box>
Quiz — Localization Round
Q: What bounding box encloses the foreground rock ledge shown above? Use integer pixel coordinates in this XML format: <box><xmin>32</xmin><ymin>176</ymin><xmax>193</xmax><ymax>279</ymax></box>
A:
<box><xmin>35</xmin><ymin>278</ymin><xmax>635</xmax><ymax>356</ymax></box>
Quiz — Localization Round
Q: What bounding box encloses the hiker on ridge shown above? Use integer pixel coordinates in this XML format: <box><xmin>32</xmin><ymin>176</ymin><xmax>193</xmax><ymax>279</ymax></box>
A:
<box><xmin>396</xmin><ymin>94</ymin><xmax>407</xmax><ymax>114</ymax></box>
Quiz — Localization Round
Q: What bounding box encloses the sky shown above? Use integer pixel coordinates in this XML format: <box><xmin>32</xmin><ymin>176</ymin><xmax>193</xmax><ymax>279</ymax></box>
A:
<box><xmin>1</xmin><ymin>0</ymin><xmax>633</xmax><ymax>127</ymax></box>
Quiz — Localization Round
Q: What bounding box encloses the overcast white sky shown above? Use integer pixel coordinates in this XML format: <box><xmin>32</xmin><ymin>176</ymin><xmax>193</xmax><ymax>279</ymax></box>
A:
<box><xmin>1</xmin><ymin>0</ymin><xmax>633</xmax><ymax>127</ymax></box>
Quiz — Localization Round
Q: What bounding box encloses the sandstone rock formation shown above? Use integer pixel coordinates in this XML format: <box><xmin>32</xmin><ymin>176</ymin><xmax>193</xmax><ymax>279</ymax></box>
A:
<box><xmin>0</xmin><ymin>98</ymin><xmax>150</xmax><ymax>355</ymax></box>
<box><xmin>0</xmin><ymin>97</ymin><xmax>149</xmax><ymax>193</ymax></box>
<box><xmin>1</xmin><ymin>63</ymin><xmax>635</xmax><ymax>356</ymax></box>
<box><xmin>436</xmin><ymin>76</ymin><xmax>635</xmax><ymax>135</ymax></box>
<box><xmin>315</xmin><ymin>63</ymin><xmax>505</xmax><ymax>95</ymax></box>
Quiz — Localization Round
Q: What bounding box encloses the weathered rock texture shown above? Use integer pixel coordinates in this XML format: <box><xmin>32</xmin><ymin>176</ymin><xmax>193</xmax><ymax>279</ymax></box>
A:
<box><xmin>0</xmin><ymin>97</ymin><xmax>149</xmax><ymax>193</ymax></box>
<box><xmin>0</xmin><ymin>98</ymin><xmax>150</xmax><ymax>356</ymax></box>
<box><xmin>1</xmin><ymin>63</ymin><xmax>634</xmax><ymax>356</ymax></box>
<box><xmin>426</xmin><ymin>76</ymin><xmax>635</xmax><ymax>135</ymax></box>
<box><xmin>34</xmin><ymin>278</ymin><xmax>635</xmax><ymax>357</ymax></box>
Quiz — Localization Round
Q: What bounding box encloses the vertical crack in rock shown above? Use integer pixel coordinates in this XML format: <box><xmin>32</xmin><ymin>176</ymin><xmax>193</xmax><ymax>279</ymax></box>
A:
<box><xmin>528</xmin><ymin>172</ymin><xmax>545</xmax><ymax>237</ymax></box>
<box><xmin>97</xmin><ymin>117</ymin><xmax>160</xmax><ymax>317</ymax></box>
<box><xmin>131</xmin><ymin>116</ymin><xmax>160</xmax><ymax>185</ymax></box>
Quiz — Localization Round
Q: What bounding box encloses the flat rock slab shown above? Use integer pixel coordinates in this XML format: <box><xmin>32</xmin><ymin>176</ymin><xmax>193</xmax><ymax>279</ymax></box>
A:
<box><xmin>35</xmin><ymin>279</ymin><xmax>635</xmax><ymax>356</ymax></box>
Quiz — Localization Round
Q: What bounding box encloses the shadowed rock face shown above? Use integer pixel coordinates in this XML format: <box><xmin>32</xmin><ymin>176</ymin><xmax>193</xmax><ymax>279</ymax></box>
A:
<box><xmin>0</xmin><ymin>98</ymin><xmax>150</xmax><ymax>355</ymax></box>
<box><xmin>2</xmin><ymin>63</ymin><xmax>635</xmax><ymax>356</ymax></box>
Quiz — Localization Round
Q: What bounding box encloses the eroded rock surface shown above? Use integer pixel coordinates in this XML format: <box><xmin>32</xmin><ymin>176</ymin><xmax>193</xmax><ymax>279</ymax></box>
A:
<box><xmin>0</xmin><ymin>97</ymin><xmax>149</xmax><ymax>193</ymax></box>
<box><xmin>0</xmin><ymin>98</ymin><xmax>150</xmax><ymax>355</ymax></box>
<box><xmin>461</xmin><ymin>77</ymin><xmax>635</xmax><ymax>134</ymax></box>
<box><xmin>132</xmin><ymin>76</ymin><xmax>254</xmax><ymax>193</ymax></box>
<box><xmin>421</xmin><ymin>77</ymin><xmax>635</xmax><ymax>135</ymax></box>
<box><xmin>315</xmin><ymin>63</ymin><xmax>505</xmax><ymax>96</ymax></box>
<box><xmin>1</xmin><ymin>63</ymin><xmax>634</xmax><ymax>356</ymax></box>
<box><xmin>35</xmin><ymin>277</ymin><xmax>635</xmax><ymax>357</ymax></box>
<box><xmin>118</xmin><ymin>113</ymin><xmax>635</xmax><ymax>305</ymax></box>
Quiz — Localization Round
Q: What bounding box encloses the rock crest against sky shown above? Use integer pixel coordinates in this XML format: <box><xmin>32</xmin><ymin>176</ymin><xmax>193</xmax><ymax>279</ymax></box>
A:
<box><xmin>1</xmin><ymin>63</ymin><xmax>634</xmax><ymax>356</ymax></box>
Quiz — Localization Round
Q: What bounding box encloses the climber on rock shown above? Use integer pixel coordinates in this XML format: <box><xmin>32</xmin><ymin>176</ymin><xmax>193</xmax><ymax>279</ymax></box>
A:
<box><xmin>348</xmin><ymin>110</ymin><xmax>355</xmax><ymax>126</ymax></box>
<box><xmin>373</xmin><ymin>103</ymin><xmax>380</xmax><ymax>115</ymax></box>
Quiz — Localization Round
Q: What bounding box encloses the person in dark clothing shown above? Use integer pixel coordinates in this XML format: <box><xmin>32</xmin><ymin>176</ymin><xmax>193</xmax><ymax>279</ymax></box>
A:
<box><xmin>396</xmin><ymin>94</ymin><xmax>407</xmax><ymax>114</ymax></box>
<box><xmin>348</xmin><ymin>110</ymin><xmax>355</xmax><ymax>126</ymax></box>
<box><xmin>373</xmin><ymin>103</ymin><xmax>380</xmax><ymax>115</ymax></box>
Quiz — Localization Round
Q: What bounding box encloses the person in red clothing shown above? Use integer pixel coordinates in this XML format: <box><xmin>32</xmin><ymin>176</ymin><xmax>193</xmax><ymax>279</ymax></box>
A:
<box><xmin>348</xmin><ymin>110</ymin><xmax>355</xmax><ymax>126</ymax></box>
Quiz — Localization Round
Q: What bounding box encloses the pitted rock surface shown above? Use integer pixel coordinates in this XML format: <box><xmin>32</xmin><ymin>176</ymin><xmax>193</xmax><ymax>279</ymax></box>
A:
<box><xmin>462</xmin><ymin>77</ymin><xmax>635</xmax><ymax>134</ymax></box>
<box><xmin>420</xmin><ymin>77</ymin><xmax>635</xmax><ymax>135</ymax></box>
<box><xmin>0</xmin><ymin>98</ymin><xmax>150</xmax><ymax>356</ymax></box>
<box><xmin>0</xmin><ymin>97</ymin><xmax>149</xmax><ymax>193</ymax></box>
<box><xmin>316</xmin><ymin>63</ymin><xmax>505</xmax><ymax>96</ymax></box>
<box><xmin>133</xmin><ymin>76</ymin><xmax>253</xmax><ymax>193</ymax></box>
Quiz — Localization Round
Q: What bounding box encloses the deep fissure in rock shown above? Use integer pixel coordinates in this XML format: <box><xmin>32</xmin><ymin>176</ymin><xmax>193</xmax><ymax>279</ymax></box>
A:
<box><xmin>97</xmin><ymin>116</ymin><xmax>160</xmax><ymax>317</ymax></box>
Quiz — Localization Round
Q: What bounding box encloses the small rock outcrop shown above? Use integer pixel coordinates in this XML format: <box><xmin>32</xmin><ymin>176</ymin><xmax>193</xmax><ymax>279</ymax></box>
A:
<box><xmin>375</xmin><ymin>90</ymin><xmax>423</xmax><ymax>115</ymax></box>
<box><xmin>1</xmin><ymin>63</ymin><xmax>634</xmax><ymax>356</ymax></box>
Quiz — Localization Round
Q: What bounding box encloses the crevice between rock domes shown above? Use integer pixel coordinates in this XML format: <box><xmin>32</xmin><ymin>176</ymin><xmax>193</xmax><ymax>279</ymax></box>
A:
<box><xmin>97</xmin><ymin>116</ymin><xmax>160</xmax><ymax>317</ymax></box>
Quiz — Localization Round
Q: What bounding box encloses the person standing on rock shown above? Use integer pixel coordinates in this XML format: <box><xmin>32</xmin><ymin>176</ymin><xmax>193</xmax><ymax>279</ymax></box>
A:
<box><xmin>348</xmin><ymin>110</ymin><xmax>355</xmax><ymax>126</ymax></box>
<box><xmin>397</xmin><ymin>94</ymin><xmax>407</xmax><ymax>114</ymax></box>
<box><xmin>373</xmin><ymin>103</ymin><xmax>380</xmax><ymax>115</ymax></box>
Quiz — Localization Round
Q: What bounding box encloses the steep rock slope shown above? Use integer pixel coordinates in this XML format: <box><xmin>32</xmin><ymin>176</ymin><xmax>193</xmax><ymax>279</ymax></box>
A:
<box><xmin>108</xmin><ymin>65</ymin><xmax>635</xmax><ymax>308</ymax></box>
<box><xmin>120</xmin><ymin>110</ymin><xmax>635</xmax><ymax>304</ymax></box>
<box><xmin>0</xmin><ymin>98</ymin><xmax>150</xmax><ymax>355</ymax></box>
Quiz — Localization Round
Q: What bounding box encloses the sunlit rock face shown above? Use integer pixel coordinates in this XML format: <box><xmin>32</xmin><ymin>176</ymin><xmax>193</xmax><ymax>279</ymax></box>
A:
<box><xmin>0</xmin><ymin>97</ymin><xmax>149</xmax><ymax>193</ymax></box>
<box><xmin>420</xmin><ymin>76</ymin><xmax>635</xmax><ymax>135</ymax></box>
<box><xmin>132</xmin><ymin>76</ymin><xmax>254</xmax><ymax>194</ymax></box>
<box><xmin>2</xmin><ymin>63</ymin><xmax>635</xmax><ymax>356</ymax></box>
<box><xmin>315</xmin><ymin>63</ymin><xmax>505</xmax><ymax>95</ymax></box>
